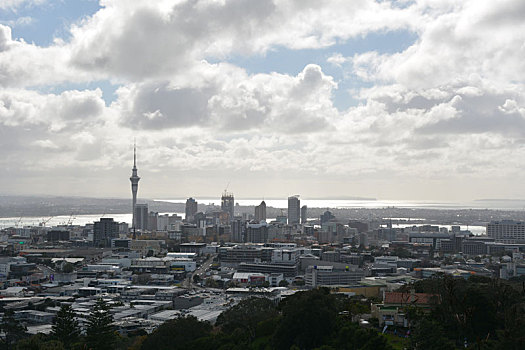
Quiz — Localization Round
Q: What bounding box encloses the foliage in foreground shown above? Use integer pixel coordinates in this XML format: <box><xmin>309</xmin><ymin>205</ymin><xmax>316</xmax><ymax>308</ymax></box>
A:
<box><xmin>141</xmin><ymin>288</ymin><xmax>392</xmax><ymax>350</ymax></box>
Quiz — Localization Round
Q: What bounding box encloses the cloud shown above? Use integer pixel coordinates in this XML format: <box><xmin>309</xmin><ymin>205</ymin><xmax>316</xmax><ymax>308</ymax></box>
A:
<box><xmin>0</xmin><ymin>0</ymin><xmax>46</xmax><ymax>11</ymax></box>
<box><xmin>0</xmin><ymin>88</ymin><xmax>105</xmax><ymax>132</ymax></box>
<box><xmin>1</xmin><ymin>0</ymin><xmax>525</xmax><ymax>200</ymax></box>
<box><xmin>347</xmin><ymin>0</ymin><xmax>525</xmax><ymax>89</ymax></box>
<box><xmin>116</xmin><ymin>63</ymin><xmax>336</xmax><ymax>133</ymax></box>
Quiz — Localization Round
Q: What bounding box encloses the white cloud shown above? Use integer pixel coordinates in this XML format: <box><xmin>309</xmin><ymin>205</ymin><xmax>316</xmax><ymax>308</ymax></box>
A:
<box><xmin>1</xmin><ymin>0</ymin><xmax>525</xmax><ymax>199</ymax></box>
<box><xmin>0</xmin><ymin>0</ymin><xmax>46</xmax><ymax>11</ymax></box>
<box><xmin>115</xmin><ymin>63</ymin><xmax>337</xmax><ymax>133</ymax></box>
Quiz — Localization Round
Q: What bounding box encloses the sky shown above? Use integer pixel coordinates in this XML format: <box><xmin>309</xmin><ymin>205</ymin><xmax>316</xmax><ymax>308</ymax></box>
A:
<box><xmin>0</xmin><ymin>0</ymin><xmax>524</xmax><ymax>201</ymax></box>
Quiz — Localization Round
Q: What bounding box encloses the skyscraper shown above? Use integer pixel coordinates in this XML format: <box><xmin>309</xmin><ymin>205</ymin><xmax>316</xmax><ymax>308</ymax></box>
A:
<box><xmin>255</xmin><ymin>200</ymin><xmax>267</xmax><ymax>221</ymax></box>
<box><xmin>94</xmin><ymin>218</ymin><xmax>119</xmax><ymax>247</ymax></box>
<box><xmin>134</xmin><ymin>203</ymin><xmax>148</xmax><ymax>231</ymax></box>
<box><xmin>301</xmin><ymin>205</ymin><xmax>307</xmax><ymax>224</ymax></box>
<box><xmin>288</xmin><ymin>195</ymin><xmax>300</xmax><ymax>225</ymax></box>
<box><xmin>130</xmin><ymin>143</ymin><xmax>140</xmax><ymax>230</ymax></box>
<box><xmin>185</xmin><ymin>198</ymin><xmax>198</xmax><ymax>223</ymax></box>
<box><xmin>221</xmin><ymin>191</ymin><xmax>234</xmax><ymax>222</ymax></box>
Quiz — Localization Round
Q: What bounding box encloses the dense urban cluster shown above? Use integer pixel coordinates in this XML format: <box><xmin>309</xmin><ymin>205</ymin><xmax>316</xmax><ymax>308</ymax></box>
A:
<box><xmin>1</xmin><ymin>158</ymin><xmax>525</xmax><ymax>349</ymax></box>
<box><xmin>2</xmin><ymin>191</ymin><xmax>525</xmax><ymax>349</ymax></box>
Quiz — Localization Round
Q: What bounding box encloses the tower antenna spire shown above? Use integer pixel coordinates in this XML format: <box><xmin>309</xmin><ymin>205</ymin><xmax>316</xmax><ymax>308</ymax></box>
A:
<box><xmin>133</xmin><ymin>139</ymin><xmax>137</xmax><ymax>168</ymax></box>
<box><xmin>130</xmin><ymin>141</ymin><xmax>140</xmax><ymax>238</ymax></box>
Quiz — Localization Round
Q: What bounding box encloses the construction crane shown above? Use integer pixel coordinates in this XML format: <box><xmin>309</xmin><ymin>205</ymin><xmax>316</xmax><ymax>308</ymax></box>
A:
<box><xmin>39</xmin><ymin>216</ymin><xmax>53</xmax><ymax>227</ymax></box>
<box><xmin>15</xmin><ymin>216</ymin><xmax>22</xmax><ymax>228</ymax></box>
<box><xmin>66</xmin><ymin>212</ymin><xmax>75</xmax><ymax>227</ymax></box>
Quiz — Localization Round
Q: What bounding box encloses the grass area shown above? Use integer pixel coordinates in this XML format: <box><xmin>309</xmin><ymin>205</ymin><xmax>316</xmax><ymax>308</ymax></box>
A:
<box><xmin>383</xmin><ymin>333</ymin><xmax>410</xmax><ymax>350</ymax></box>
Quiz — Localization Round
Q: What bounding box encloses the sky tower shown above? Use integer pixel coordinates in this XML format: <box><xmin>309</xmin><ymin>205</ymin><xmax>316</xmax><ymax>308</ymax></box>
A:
<box><xmin>130</xmin><ymin>143</ymin><xmax>140</xmax><ymax>231</ymax></box>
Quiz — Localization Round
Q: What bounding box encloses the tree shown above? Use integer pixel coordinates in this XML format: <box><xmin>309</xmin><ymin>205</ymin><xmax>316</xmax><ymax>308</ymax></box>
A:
<box><xmin>0</xmin><ymin>309</ymin><xmax>26</xmax><ymax>350</ymax></box>
<box><xmin>16</xmin><ymin>334</ymin><xmax>65</xmax><ymax>350</ymax></box>
<box><xmin>51</xmin><ymin>304</ymin><xmax>80</xmax><ymax>348</ymax></box>
<box><xmin>411</xmin><ymin>318</ymin><xmax>455</xmax><ymax>350</ymax></box>
<box><xmin>216</xmin><ymin>297</ymin><xmax>278</xmax><ymax>340</ymax></box>
<box><xmin>141</xmin><ymin>316</ymin><xmax>212</xmax><ymax>350</ymax></box>
<box><xmin>62</xmin><ymin>263</ymin><xmax>74</xmax><ymax>273</ymax></box>
<box><xmin>273</xmin><ymin>288</ymin><xmax>338</xmax><ymax>350</ymax></box>
<box><xmin>86</xmin><ymin>299</ymin><xmax>116</xmax><ymax>350</ymax></box>
<box><xmin>278</xmin><ymin>280</ymin><xmax>289</xmax><ymax>287</ymax></box>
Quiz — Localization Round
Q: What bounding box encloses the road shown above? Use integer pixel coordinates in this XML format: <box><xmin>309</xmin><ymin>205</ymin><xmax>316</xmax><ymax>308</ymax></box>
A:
<box><xmin>183</xmin><ymin>254</ymin><xmax>217</xmax><ymax>290</ymax></box>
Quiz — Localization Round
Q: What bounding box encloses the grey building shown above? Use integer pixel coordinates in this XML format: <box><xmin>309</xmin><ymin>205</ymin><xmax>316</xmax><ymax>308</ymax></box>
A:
<box><xmin>246</xmin><ymin>222</ymin><xmax>269</xmax><ymax>243</ymax></box>
<box><xmin>301</xmin><ymin>205</ymin><xmax>307</xmax><ymax>224</ymax></box>
<box><xmin>487</xmin><ymin>220</ymin><xmax>525</xmax><ymax>244</ymax></box>
<box><xmin>288</xmin><ymin>195</ymin><xmax>300</xmax><ymax>225</ymax></box>
<box><xmin>94</xmin><ymin>218</ymin><xmax>119</xmax><ymax>247</ymax></box>
<box><xmin>134</xmin><ymin>203</ymin><xmax>149</xmax><ymax>231</ymax></box>
<box><xmin>255</xmin><ymin>201</ymin><xmax>267</xmax><ymax>221</ymax></box>
<box><xmin>185</xmin><ymin>198</ymin><xmax>198</xmax><ymax>223</ymax></box>
<box><xmin>305</xmin><ymin>265</ymin><xmax>364</xmax><ymax>287</ymax></box>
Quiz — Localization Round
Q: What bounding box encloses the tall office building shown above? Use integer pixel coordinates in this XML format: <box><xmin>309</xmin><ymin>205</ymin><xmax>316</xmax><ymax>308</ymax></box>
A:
<box><xmin>185</xmin><ymin>198</ymin><xmax>198</xmax><ymax>223</ymax></box>
<box><xmin>288</xmin><ymin>195</ymin><xmax>300</xmax><ymax>225</ymax></box>
<box><xmin>255</xmin><ymin>200</ymin><xmax>267</xmax><ymax>221</ymax></box>
<box><xmin>320</xmin><ymin>210</ymin><xmax>335</xmax><ymax>224</ymax></box>
<box><xmin>134</xmin><ymin>203</ymin><xmax>149</xmax><ymax>231</ymax></box>
<box><xmin>94</xmin><ymin>218</ymin><xmax>119</xmax><ymax>247</ymax></box>
<box><xmin>487</xmin><ymin>220</ymin><xmax>525</xmax><ymax>243</ymax></box>
<box><xmin>221</xmin><ymin>191</ymin><xmax>234</xmax><ymax>222</ymax></box>
<box><xmin>232</xmin><ymin>218</ymin><xmax>245</xmax><ymax>242</ymax></box>
<box><xmin>130</xmin><ymin>144</ymin><xmax>140</xmax><ymax>230</ymax></box>
<box><xmin>247</xmin><ymin>222</ymin><xmax>269</xmax><ymax>243</ymax></box>
<box><xmin>301</xmin><ymin>205</ymin><xmax>307</xmax><ymax>224</ymax></box>
<box><xmin>148</xmin><ymin>211</ymin><xmax>158</xmax><ymax>231</ymax></box>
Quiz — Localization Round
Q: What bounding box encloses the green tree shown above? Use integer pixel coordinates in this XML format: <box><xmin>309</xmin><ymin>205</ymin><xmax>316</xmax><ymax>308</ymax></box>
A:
<box><xmin>216</xmin><ymin>297</ymin><xmax>278</xmax><ymax>340</ymax></box>
<box><xmin>140</xmin><ymin>316</ymin><xmax>212</xmax><ymax>350</ymax></box>
<box><xmin>273</xmin><ymin>288</ymin><xmax>338</xmax><ymax>350</ymax></box>
<box><xmin>62</xmin><ymin>263</ymin><xmax>74</xmax><ymax>274</ymax></box>
<box><xmin>16</xmin><ymin>334</ymin><xmax>65</xmax><ymax>350</ymax></box>
<box><xmin>0</xmin><ymin>309</ymin><xmax>27</xmax><ymax>350</ymax></box>
<box><xmin>411</xmin><ymin>318</ymin><xmax>455</xmax><ymax>350</ymax></box>
<box><xmin>51</xmin><ymin>304</ymin><xmax>80</xmax><ymax>349</ymax></box>
<box><xmin>85</xmin><ymin>299</ymin><xmax>116</xmax><ymax>350</ymax></box>
<box><xmin>278</xmin><ymin>280</ymin><xmax>289</xmax><ymax>287</ymax></box>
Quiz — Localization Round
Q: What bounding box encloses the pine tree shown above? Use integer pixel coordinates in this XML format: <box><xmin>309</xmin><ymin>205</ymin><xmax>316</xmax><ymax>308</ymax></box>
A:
<box><xmin>0</xmin><ymin>309</ymin><xmax>27</xmax><ymax>350</ymax></box>
<box><xmin>51</xmin><ymin>304</ymin><xmax>80</xmax><ymax>348</ymax></box>
<box><xmin>85</xmin><ymin>298</ymin><xmax>116</xmax><ymax>350</ymax></box>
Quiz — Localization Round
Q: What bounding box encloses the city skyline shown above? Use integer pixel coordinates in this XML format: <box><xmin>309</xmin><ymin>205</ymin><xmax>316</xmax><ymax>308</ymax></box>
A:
<box><xmin>1</xmin><ymin>1</ymin><xmax>524</xmax><ymax>201</ymax></box>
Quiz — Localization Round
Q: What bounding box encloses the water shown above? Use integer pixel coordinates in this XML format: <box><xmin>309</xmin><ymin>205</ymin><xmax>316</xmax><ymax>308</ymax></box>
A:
<box><xmin>161</xmin><ymin>198</ymin><xmax>525</xmax><ymax>210</ymax></box>
<box><xmin>0</xmin><ymin>213</ymin><xmax>487</xmax><ymax>235</ymax></box>
<box><xmin>0</xmin><ymin>212</ymin><xmax>184</xmax><ymax>228</ymax></box>
<box><xmin>388</xmin><ymin>223</ymin><xmax>486</xmax><ymax>235</ymax></box>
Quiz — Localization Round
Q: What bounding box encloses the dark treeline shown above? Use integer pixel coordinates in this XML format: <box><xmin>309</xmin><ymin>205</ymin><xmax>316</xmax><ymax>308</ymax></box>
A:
<box><xmin>406</xmin><ymin>275</ymin><xmax>525</xmax><ymax>349</ymax></box>
<box><xmin>140</xmin><ymin>289</ymin><xmax>390</xmax><ymax>350</ymax></box>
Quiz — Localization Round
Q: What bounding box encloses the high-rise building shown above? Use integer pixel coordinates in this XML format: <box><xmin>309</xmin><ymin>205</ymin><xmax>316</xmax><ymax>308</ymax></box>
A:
<box><xmin>148</xmin><ymin>211</ymin><xmax>158</xmax><ymax>231</ymax></box>
<box><xmin>301</xmin><ymin>205</ymin><xmax>307</xmax><ymax>224</ymax></box>
<box><xmin>247</xmin><ymin>222</ymin><xmax>269</xmax><ymax>243</ymax></box>
<box><xmin>255</xmin><ymin>200</ymin><xmax>267</xmax><ymax>221</ymax></box>
<box><xmin>288</xmin><ymin>195</ymin><xmax>300</xmax><ymax>225</ymax></box>
<box><xmin>134</xmin><ymin>203</ymin><xmax>149</xmax><ymax>231</ymax></box>
<box><xmin>231</xmin><ymin>218</ymin><xmax>245</xmax><ymax>242</ymax></box>
<box><xmin>94</xmin><ymin>218</ymin><xmax>119</xmax><ymax>247</ymax></box>
<box><xmin>487</xmin><ymin>220</ymin><xmax>525</xmax><ymax>243</ymax></box>
<box><xmin>320</xmin><ymin>210</ymin><xmax>335</xmax><ymax>225</ymax></box>
<box><xmin>221</xmin><ymin>191</ymin><xmax>234</xmax><ymax>222</ymax></box>
<box><xmin>185</xmin><ymin>198</ymin><xmax>198</xmax><ymax>223</ymax></box>
<box><xmin>130</xmin><ymin>144</ymin><xmax>140</xmax><ymax>230</ymax></box>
